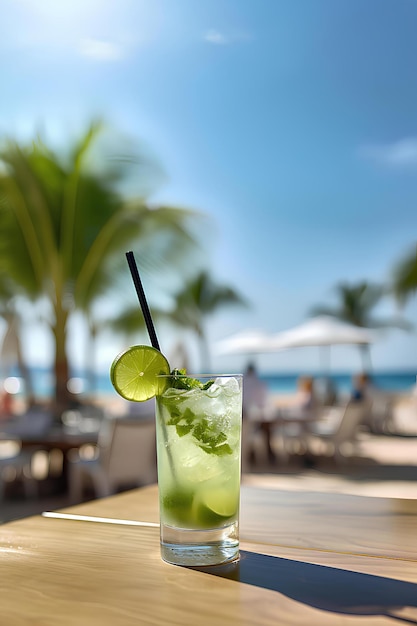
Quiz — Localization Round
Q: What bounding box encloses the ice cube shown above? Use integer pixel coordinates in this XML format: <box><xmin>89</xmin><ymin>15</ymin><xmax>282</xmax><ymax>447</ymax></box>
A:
<box><xmin>214</xmin><ymin>376</ymin><xmax>241</xmax><ymax>397</ymax></box>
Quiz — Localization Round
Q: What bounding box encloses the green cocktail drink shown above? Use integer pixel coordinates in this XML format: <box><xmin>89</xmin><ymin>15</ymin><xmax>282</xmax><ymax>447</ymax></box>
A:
<box><xmin>110</xmin><ymin>254</ymin><xmax>242</xmax><ymax>566</ymax></box>
<box><xmin>156</xmin><ymin>373</ymin><xmax>242</xmax><ymax>566</ymax></box>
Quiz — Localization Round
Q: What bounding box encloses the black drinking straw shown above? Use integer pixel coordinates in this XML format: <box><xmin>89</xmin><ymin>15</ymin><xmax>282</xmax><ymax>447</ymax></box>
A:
<box><xmin>126</xmin><ymin>251</ymin><xmax>176</xmax><ymax>477</ymax></box>
<box><xmin>126</xmin><ymin>251</ymin><xmax>160</xmax><ymax>351</ymax></box>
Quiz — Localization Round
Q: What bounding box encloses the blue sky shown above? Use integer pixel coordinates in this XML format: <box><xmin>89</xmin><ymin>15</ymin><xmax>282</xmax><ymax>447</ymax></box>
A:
<box><xmin>1</xmin><ymin>0</ymin><xmax>417</xmax><ymax>375</ymax></box>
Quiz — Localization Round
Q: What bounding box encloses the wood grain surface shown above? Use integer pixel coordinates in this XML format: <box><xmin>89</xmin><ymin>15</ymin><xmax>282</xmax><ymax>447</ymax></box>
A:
<box><xmin>1</xmin><ymin>484</ymin><xmax>416</xmax><ymax>625</ymax></box>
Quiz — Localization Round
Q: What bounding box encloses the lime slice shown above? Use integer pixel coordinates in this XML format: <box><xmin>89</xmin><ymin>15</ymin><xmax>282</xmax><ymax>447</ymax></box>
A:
<box><xmin>194</xmin><ymin>487</ymin><xmax>238</xmax><ymax>526</ymax></box>
<box><xmin>201</xmin><ymin>488</ymin><xmax>238</xmax><ymax>518</ymax></box>
<box><xmin>110</xmin><ymin>345</ymin><xmax>170</xmax><ymax>402</ymax></box>
<box><xmin>162</xmin><ymin>488</ymin><xmax>194</xmax><ymax>525</ymax></box>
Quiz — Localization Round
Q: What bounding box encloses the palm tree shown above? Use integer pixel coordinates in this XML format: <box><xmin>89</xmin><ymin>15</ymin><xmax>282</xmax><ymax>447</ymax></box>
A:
<box><xmin>310</xmin><ymin>280</ymin><xmax>411</xmax><ymax>370</ymax></box>
<box><xmin>0</xmin><ymin>122</ymin><xmax>200</xmax><ymax>414</ymax></box>
<box><xmin>391</xmin><ymin>243</ymin><xmax>417</xmax><ymax>305</ymax></box>
<box><xmin>168</xmin><ymin>271</ymin><xmax>248</xmax><ymax>371</ymax></box>
<box><xmin>101</xmin><ymin>271</ymin><xmax>248</xmax><ymax>371</ymax></box>
<box><xmin>0</xmin><ymin>275</ymin><xmax>35</xmax><ymax>404</ymax></box>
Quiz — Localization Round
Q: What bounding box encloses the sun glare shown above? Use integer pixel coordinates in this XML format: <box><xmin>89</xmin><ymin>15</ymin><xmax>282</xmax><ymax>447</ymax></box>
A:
<box><xmin>19</xmin><ymin>0</ymin><xmax>103</xmax><ymax>22</ymax></box>
<box><xmin>12</xmin><ymin>0</ymin><xmax>159</xmax><ymax>53</ymax></box>
<box><xmin>9</xmin><ymin>1</ymin><xmax>100</xmax><ymax>50</ymax></box>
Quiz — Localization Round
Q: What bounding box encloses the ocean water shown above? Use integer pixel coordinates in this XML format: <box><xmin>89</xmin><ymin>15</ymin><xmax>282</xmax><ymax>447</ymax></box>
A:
<box><xmin>7</xmin><ymin>367</ymin><xmax>417</xmax><ymax>400</ymax></box>
<box><xmin>261</xmin><ymin>372</ymin><xmax>417</xmax><ymax>396</ymax></box>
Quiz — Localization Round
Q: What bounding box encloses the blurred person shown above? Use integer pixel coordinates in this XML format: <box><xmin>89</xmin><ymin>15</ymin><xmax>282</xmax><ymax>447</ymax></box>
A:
<box><xmin>351</xmin><ymin>372</ymin><xmax>394</xmax><ymax>433</ymax></box>
<box><xmin>281</xmin><ymin>376</ymin><xmax>319</xmax><ymax>468</ymax></box>
<box><xmin>351</xmin><ymin>372</ymin><xmax>374</xmax><ymax>432</ymax></box>
<box><xmin>412</xmin><ymin>376</ymin><xmax>417</xmax><ymax>408</ymax></box>
<box><xmin>351</xmin><ymin>372</ymin><xmax>373</xmax><ymax>402</ymax></box>
<box><xmin>0</xmin><ymin>390</ymin><xmax>14</xmax><ymax>420</ymax></box>
<box><xmin>242</xmin><ymin>362</ymin><xmax>275</xmax><ymax>465</ymax></box>
<box><xmin>242</xmin><ymin>362</ymin><xmax>269</xmax><ymax>421</ymax></box>
<box><xmin>293</xmin><ymin>376</ymin><xmax>317</xmax><ymax>415</ymax></box>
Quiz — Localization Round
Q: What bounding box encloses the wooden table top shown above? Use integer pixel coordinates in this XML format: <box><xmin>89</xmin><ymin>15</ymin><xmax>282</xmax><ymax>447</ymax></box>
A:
<box><xmin>1</xmin><ymin>484</ymin><xmax>417</xmax><ymax>625</ymax></box>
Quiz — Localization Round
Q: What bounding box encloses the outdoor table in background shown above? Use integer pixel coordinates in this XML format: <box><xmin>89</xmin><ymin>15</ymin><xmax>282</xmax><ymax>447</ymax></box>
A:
<box><xmin>253</xmin><ymin>409</ymin><xmax>321</xmax><ymax>463</ymax></box>
<box><xmin>0</xmin><ymin>425</ymin><xmax>99</xmax><ymax>496</ymax></box>
<box><xmin>0</xmin><ymin>423</ymin><xmax>99</xmax><ymax>452</ymax></box>
<box><xmin>1</xmin><ymin>484</ymin><xmax>416</xmax><ymax>624</ymax></box>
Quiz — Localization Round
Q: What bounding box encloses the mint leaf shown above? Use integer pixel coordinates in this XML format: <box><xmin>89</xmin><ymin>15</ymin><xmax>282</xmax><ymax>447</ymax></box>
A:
<box><xmin>210</xmin><ymin>443</ymin><xmax>233</xmax><ymax>456</ymax></box>
<box><xmin>193</xmin><ymin>421</ymin><xmax>232</xmax><ymax>456</ymax></box>
<box><xmin>167</xmin><ymin>407</ymin><xmax>197</xmax><ymax>436</ymax></box>
<box><xmin>166</xmin><ymin>408</ymin><xmax>181</xmax><ymax>425</ymax></box>
<box><xmin>182</xmin><ymin>408</ymin><xmax>196</xmax><ymax>423</ymax></box>
<box><xmin>192</xmin><ymin>419</ymin><xmax>210</xmax><ymax>442</ymax></box>
<box><xmin>176</xmin><ymin>424</ymin><xmax>193</xmax><ymax>437</ymax></box>
<box><xmin>169</xmin><ymin>369</ymin><xmax>215</xmax><ymax>392</ymax></box>
<box><xmin>161</xmin><ymin>369</ymin><xmax>232</xmax><ymax>456</ymax></box>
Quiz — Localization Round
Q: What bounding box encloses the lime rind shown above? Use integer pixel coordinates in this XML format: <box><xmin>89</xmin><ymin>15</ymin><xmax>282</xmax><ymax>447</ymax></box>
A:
<box><xmin>191</xmin><ymin>487</ymin><xmax>239</xmax><ymax>526</ymax></box>
<box><xmin>200</xmin><ymin>488</ymin><xmax>238</xmax><ymax>518</ymax></box>
<box><xmin>110</xmin><ymin>345</ymin><xmax>170</xmax><ymax>402</ymax></box>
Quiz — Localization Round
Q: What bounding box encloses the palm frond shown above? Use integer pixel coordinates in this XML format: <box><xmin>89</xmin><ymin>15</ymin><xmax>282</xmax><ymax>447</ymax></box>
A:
<box><xmin>312</xmin><ymin>280</ymin><xmax>411</xmax><ymax>330</ymax></box>
<box><xmin>391</xmin><ymin>244</ymin><xmax>417</xmax><ymax>305</ymax></box>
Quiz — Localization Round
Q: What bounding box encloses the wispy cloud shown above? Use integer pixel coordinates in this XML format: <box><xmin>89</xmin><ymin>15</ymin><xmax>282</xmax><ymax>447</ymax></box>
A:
<box><xmin>359</xmin><ymin>137</ymin><xmax>417</xmax><ymax>169</ymax></box>
<box><xmin>203</xmin><ymin>29</ymin><xmax>252</xmax><ymax>46</ymax></box>
<box><xmin>204</xmin><ymin>29</ymin><xmax>228</xmax><ymax>45</ymax></box>
<box><xmin>78</xmin><ymin>38</ymin><xmax>125</xmax><ymax>61</ymax></box>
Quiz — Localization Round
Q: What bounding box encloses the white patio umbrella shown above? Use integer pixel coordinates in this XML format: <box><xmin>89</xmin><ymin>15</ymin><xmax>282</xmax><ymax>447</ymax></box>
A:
<box><xmin>268</xmin><ymin>316</ymin><xmax>378</xmax><ymax>371</ymax></box>
<box><xmin>269</xmin><ymin>316</ymin><xmax>376</xmax><ymax>349</ymax></box>
<box><xmin>214</xmin><ymin>317</ymin><xmax>378</xmax><ymax>370</ymax></box>
<box><xmin>214</xmin><ymin>329</ymin><xmax>273</xmax><ymax>356</ymax></box>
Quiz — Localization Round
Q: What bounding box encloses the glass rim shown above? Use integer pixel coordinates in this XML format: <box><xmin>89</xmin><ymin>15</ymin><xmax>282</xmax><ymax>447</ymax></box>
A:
<box><xmin>156</xmin><ymin>373</ymin><xmax>243</xmax><ymax>378</ymax></box>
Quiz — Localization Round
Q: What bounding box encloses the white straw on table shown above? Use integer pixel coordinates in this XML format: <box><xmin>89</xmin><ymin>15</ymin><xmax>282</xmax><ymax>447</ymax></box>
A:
<box><xmin>42</xmin><ymin>511</ymin><xmax>160</xmax><ymax>527</ymax></box>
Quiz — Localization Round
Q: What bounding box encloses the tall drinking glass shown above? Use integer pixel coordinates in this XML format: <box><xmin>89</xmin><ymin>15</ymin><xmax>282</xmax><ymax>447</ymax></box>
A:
<box><xmin>155</xmin><ymin>373</ymin><xmax>242</xmax><ymax>566</ymax></box>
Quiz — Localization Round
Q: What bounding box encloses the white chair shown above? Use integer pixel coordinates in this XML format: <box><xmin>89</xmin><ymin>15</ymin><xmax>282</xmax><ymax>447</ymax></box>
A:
<box><xmin>241</xmin><ymin>419</ymin><xmax>266</xmax><ymax>472</ymax></box>
<box><xmin>307</xmin><ymin>401</ymin><xmax>370</xmax><ymax>463</ymax></box>
<box><xmin>241</xmin><ymin>405</ymin><xmax>277</xmax><ymax>471</ymax></box>
<box><xmin>0</xmin><ymin>439</ymin><xmax>38</xmax><ymax>501</ymax></box>
<box><xmin>368</xmin><ymin>393</ymin><xmax>395</xmax><ymax>434</ymax></box>
<box><xmin>271</xmin><ymin>401</ymin><xmax>321</xmax><ymax>461</ymax></box>
<box><xmin>68</xmin><ymin>418</ymin><xmax>157</xmax><ymax>501</ymax></box>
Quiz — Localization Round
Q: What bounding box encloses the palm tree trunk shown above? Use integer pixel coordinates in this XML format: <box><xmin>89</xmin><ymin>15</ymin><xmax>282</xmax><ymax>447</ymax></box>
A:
<box><xmin>52</xmin><ymin>305</ymin><xmax>71</xmax><ymax>417</ymax></box>
<box><xmin>85</xmin><ymin>322</ymin><xmax>97</xmax><ymax>396</ymax></box>
<box><xmin>15</xmin><ymin>332</ymin><xmax>35</xmax><ymax>407</ymax></box>
<box><xmin>0</xmin><ymin>315</ymin><xmax>35</xmax><ymax>406</ymax></box>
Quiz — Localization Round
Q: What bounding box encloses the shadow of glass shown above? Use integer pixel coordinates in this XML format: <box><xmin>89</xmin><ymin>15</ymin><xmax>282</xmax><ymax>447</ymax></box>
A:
<box><xmin>190</xmin><ymin>551</ymin><xmax>417</xmax><ymax>623</ymax></box>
